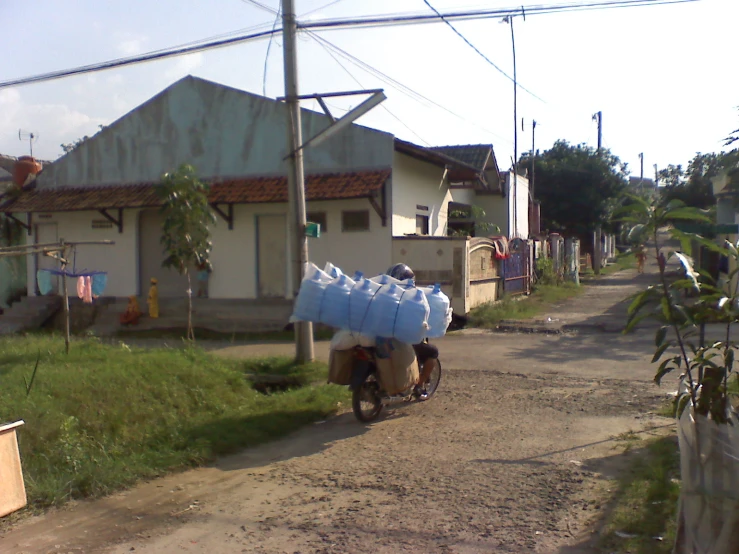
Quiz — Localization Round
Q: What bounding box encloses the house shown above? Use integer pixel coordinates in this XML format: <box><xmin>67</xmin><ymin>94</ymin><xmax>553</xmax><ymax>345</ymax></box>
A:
<box><xmin>1</xmin><ymin>76</ymin><xmax>514</xmax><ymax>310</ymax></box>
<box><xmin>430</xmin><ymin>144</ymin><xmax>529</xmax><ymax>239</ymax></box>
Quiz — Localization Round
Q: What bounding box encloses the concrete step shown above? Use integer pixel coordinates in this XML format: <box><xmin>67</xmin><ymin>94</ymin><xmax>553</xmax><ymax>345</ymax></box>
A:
<box><xmin>0</xmin><ymin>296</ymin><xmax>62</xmax><ymax>335</ymax></box>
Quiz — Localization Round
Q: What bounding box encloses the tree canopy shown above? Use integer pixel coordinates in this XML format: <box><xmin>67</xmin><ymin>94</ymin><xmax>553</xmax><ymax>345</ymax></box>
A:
<box><xmin>659</xmin><ymin>151</ymin><xmax>739</xmax><ymax>209</ymax></box>
<box><xmin>521</xmin><ymin>140</ymin><xmax>627</xmax><ymax>236</ymax></box>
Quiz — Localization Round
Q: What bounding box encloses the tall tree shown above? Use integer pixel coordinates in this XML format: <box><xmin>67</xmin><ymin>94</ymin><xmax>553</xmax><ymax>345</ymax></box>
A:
<box><xmin>660</xmin><ymin>151</ymin><xmax>738</xmax><ymax>209</ymax></box>
<box><xmin>156</xmin><ymin>164</ymin><xmax>216</xmax><ymax>341</ymax></box>
<box><xmin>520</xmin><ymin>140</ymin><xmax>627</xmax><ymax>236</ymax></box>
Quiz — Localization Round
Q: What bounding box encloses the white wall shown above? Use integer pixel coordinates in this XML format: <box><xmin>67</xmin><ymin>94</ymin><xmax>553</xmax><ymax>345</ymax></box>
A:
<box><xmin>29</xmin><ymin>198</ymin><xmax>392</xmax><ymax>299</ymax></box>
<box><xmin>391</xmin><ymin>152</ymin><xmax>452</xmax><ymax>237</ymax></box>
<box><xmin>208</xmin><ymin>198</ymin><xmax>392</xmax><ymax>298</ymax></box>
<box><xmin>509</xmin><ymin>172</ymin><xmax>530</xmax><ymax>239</ymax></box>
<box><xmin>26</xmin><ymin>210</ymin><xmax>139</xmax><ymax>298</ymax></box>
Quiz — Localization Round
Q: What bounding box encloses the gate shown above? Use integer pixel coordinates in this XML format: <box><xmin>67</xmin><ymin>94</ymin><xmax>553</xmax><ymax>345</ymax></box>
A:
<box><xmin>502</xmin><ymin>238</ymin><xmax>531</xmax><ymax>296</ymax></box>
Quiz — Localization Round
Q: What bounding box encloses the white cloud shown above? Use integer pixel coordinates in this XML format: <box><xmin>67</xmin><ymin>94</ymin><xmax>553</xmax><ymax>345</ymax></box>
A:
<box><xmin>0</xmin><ymin>89</ymin><xmax>106</xmax><ymax>159</ymax></box>
<box><xmin>106</xmin><ymin>74</ymin><xmax>124</xmax><ymax>85</ymax></box>
<box><xmin>164</xmin><ymin>52</ymin><xmax>204</xmax><ymax>79</ymax></box>
<box><xmin>116</xmin><ymin>34</ymin><xmax>148</xmax><ymax>56</ymax></box>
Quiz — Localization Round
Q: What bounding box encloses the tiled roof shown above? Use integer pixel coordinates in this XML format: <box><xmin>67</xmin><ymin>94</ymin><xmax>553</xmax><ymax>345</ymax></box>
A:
<box><xmin>429</xmin><ymin>145</ymin><xmax>492</xmax><ymax>171</ymax></box>
<box><xmin>1</xmin><ymin>169</ymin><xmax>390</xmax><ymax>213</ymax></box>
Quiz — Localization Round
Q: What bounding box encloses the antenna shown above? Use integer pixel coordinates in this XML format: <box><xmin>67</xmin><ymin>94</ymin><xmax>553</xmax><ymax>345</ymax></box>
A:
<box><xmin>18</xmin><ymin>129</ymin><xmax>38</xmax><ymax>157</ymax></box>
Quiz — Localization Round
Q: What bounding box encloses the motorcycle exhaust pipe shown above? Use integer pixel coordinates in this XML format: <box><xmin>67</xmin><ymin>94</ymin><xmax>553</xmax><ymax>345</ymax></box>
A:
<box><xmin>381</xmin><ymin>395</ymin><xmax>412</xmax><ymax>406</ymax></box>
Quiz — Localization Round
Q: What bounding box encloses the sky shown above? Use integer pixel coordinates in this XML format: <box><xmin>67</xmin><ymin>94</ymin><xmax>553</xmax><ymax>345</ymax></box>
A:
<box><xmin>0</xmin><ymin>0</ymin><xmax>737</xmax><ymax>179</ymax></box>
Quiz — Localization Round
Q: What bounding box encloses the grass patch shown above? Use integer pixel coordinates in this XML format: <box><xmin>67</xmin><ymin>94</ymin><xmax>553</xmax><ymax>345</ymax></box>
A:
<box><xmin>115</xmin><ymin>327</ymin><xmax>335</xmax><ymax>342</ymax></box>
<box><xmin>0</xmin><ymin>335</ymin><xmax>348</xmax><ymax>510</ymax></box>
<box><xmin>467</xmin><ymin>283</ymin><xmax>582</xmax><ymax>328</ymax></box>
<box><xmin>599</xmin><ymin>435</ymin><xmax>680</xmax><ymax>553</ymax></box>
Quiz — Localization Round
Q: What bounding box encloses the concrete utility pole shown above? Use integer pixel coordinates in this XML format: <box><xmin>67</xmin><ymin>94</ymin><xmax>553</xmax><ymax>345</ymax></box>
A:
<box><xmin>592</xmin><ymin>111</ymin><xmax>603</xmax><ymax>275</ymax></box>
<box><xmin>531</xmin><ymin>119</ymin><xmax>536</xmax><ymax>198</ymax></box>
<box><xmin>510</xmin><ymin>16</ymin><xmax>518</xmax><ymax>237</ymax></box>
<box><xmin>281</xmin><ymin>0</ymin><xmax>314</xmax><ymax>363</ymax></box>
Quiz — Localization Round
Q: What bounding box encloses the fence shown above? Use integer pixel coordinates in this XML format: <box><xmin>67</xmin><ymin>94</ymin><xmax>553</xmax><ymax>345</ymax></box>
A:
<box><xmin>502</xmin><ymin>238</ymin><xmax>531</xmax><ymax>296</ymax></box>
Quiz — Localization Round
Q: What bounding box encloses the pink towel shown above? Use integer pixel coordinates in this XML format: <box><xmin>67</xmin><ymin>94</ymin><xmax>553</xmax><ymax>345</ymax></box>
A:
<box><xmin>83</xmin><ymin>276</ymin><xmax>93</xmax><ymax>304</ymax></box>
<box><xmin>77</xmin><ymin>277</ymin><xmax>85</xmax><ymax>299</ymax></box>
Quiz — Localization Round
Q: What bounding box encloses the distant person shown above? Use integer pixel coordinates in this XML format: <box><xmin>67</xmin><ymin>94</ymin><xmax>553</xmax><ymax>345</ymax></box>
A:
<box><xmin>196</xmin><ymin>262</ymin><xmax>211</xmax><ymax>298</ymax></box>
<box><xmin>636</xmin><ymin>246</ymin><xmax>647</xmax><ymax>274</ymax></box>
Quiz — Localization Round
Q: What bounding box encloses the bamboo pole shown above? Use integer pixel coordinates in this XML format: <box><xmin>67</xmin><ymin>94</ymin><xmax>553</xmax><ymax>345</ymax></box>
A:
<box><xmin>59</xmin><ymin>239</ymin><xmax>70</xmax><ymax>355</ymax></box>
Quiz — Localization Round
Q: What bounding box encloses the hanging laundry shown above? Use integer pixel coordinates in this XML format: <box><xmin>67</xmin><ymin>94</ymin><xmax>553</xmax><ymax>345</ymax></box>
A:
<box><xmin>91</xmin><ymin>273</ymin><xmax>107</xmax><ymax>297</ymax></box>
<box><xmin>37</xmin><ymin>270</ymin><xmax>53</xmax><ymax>295</ymax></box>
<box><xmin>77</xmin><ymin>276</ymin><xmax>85</xmax><ymax>300</ymax></box>
<box><xmin>83</xmin><ymin>276</ymin><xmax>93</xmax><ymax>304</ymax></box>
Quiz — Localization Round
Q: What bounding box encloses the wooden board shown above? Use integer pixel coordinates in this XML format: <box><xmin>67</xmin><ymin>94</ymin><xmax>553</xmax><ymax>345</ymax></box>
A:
<box><xmin>0</xmin><ymin>421</ymin><xmax>27</xmax><ymax>517</ymax></box>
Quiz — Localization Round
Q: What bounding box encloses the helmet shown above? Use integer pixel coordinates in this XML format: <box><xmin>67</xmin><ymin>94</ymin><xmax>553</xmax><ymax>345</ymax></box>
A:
<box><xmin>387</xmin><ymin>263</ymin><xmax>415</xmax><ymax>281</ymax></box>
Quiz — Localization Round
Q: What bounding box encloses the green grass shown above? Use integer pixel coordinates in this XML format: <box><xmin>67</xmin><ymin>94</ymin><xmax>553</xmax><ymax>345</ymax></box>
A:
<box><xmin>0</xmin><ymin>336</ymin><xmax>348</xmax><ymax>509</ymax></box>
<box><xmin>603</xmin><ymin>252</ymin><xmax>637</xmax><ymax>274</ymax></box>
<box><xmin>115</xmin><ymin>327</ymin><xmax>335</xmax><ymax>342</ymax></box>
<box><xmin>599</xmin><ymin>435</ymin><xmax>680</xmax><ymax>553</ymax></box>
<box><xmin>467</xmin><ymin>283</ymin><xmax>583</xmax><ymax>328</ymax></box>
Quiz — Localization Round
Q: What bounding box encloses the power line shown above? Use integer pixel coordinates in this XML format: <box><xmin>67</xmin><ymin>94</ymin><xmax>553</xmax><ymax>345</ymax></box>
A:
<box><xmin>262</xmin><ymin>4</ymin><xmax>282</xmax><ymax>96</ymax></box>
<box><xmin>0</xmin><ymin>0</ymin><xmax>698</xmax><ymax>90</ymax></box>
<box><xmin>314</xmin><ymin>35</ymin><xmax>432</xmax><ymax>145</ymax></box>
<box><xmin>299</xmin><ymin>0</ymin><xmax>699</xmax><ymax>31</ymax></box>
<box><xmin>311</xmin><ymin>33</ymin><xmax>514</xmax><ymax>145</ymax></box>
<box><xmin>421</xmin><ymin>0</ymin><xmax>545</xmax><ymax>103</ymax></box>
<box><xmin>0</xmin><ymin>28</ymin><xmax>280</xmax><ymax>89</ymax></box>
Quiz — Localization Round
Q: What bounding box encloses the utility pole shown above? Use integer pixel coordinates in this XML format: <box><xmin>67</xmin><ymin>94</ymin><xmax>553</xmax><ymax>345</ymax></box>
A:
<box><xmin>592</xmin><ymin>111</ymin><xmax>603</xmax><ymax>275</ymax></box>
<box><xmin>510</xmin><ymin>16</ymin><xmax>518</xmax><ymax>237</ymax></box>
<box><xmin>530</xmin><ymin>119</ymin><xmax>536</xmax><ymax>199</ymax></box>
<box><xmin>281</xmin><ymin>0</ymin><xmax>314</xmax><ymax>363</ymax></box>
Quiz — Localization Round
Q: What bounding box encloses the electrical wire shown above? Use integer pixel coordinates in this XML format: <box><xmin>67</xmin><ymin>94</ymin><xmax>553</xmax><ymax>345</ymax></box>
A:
<box><xmin>311</xmin><ymin>33</ymin><xmax>514</xmax><ymax>145</ymax></box>
<box><xmin>421</xmin><ymin>0</ymin><xmax>545</xmax><ymax>103</ymax></box>
<box><xmin>315</xmin><ymin>36</ymin><xmax>432</xmax><ymax>145</ymax></box>
<box><xmin>301</xmin><ymin>0</ymin><xmax>348</xmax><ymax>17</ymax></box>
<box><xmin>0</xmin><ymin>0</ymin><xmax>698</xmax><ymax>90</ymax></box>
<box><xmin>0</xmin><ymin>28</ymin><xmax>280</xmax><ymax>89</ymax></box>
<box><xmin>299</xmin><ymin>0</ymin><xmax>699</xmax><ymax>30</ymax></box>
<box><xmin>263</xmin><ymin>4</ymin><xmax>282</xmax><ymax>96</ymax></box>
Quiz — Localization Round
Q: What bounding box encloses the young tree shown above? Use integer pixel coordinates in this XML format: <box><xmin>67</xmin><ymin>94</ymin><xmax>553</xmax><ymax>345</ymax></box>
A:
<box><xmin>520</xmin><ymin>140</ymin><xmax>627</xmax><ymax>236</ymax></box>
<box><xmin>156</xmin><ymin>164</ymin><xmax>216</xmax><ymax>341</ymax></box>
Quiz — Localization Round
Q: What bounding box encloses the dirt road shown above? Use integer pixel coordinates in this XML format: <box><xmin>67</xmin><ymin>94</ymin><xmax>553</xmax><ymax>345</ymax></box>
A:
<box><xmin>0</xmin><ymin>264</ymin><xmax>675</xmax><ymax>554</ymax></box>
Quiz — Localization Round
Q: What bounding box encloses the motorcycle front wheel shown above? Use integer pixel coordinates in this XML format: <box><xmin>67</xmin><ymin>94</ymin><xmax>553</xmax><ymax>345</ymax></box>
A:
<box><xmin>352</xmin><ymin>373</ymin><xmax>383</xmax><ymax>423</ymax></box>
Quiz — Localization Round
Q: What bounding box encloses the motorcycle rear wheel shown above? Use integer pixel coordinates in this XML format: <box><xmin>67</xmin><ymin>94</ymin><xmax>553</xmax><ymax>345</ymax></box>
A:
<box><xmin>352</xmin><ymin>374</ymin><xmax>383</xmax><ymax>423</ymax></box>
<box><xmin>424</xmin><ymin>359</ymin><xmax>442</xmax><ymax>398</ymax></box>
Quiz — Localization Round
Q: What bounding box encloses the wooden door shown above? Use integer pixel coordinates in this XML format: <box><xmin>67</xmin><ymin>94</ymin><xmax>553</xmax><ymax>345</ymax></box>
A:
<box><xmin>257</xmin><ymin>214</ymin><xmax>287</xmax><ymax>298</ymax></box>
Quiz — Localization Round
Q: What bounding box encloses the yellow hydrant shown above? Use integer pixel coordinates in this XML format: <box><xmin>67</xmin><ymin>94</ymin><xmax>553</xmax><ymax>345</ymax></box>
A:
<box><xmin>147</xmin><ymin>278</ymin><xmax>159</xmax><ymax>318</ymax></box>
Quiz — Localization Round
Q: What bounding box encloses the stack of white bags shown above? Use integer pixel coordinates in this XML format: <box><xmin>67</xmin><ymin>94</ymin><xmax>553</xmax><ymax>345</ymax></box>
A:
<box><xmin>291</xmin><ymin>262</ymin><xmax>452</xmax><ymax>348</ymax></box>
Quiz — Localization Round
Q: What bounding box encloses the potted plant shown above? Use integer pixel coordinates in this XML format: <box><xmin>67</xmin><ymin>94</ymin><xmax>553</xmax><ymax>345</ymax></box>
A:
<box><xmin>621</xmin><ymin>196</ymin><xmax>739</xmax><ymax>553</ymax></box>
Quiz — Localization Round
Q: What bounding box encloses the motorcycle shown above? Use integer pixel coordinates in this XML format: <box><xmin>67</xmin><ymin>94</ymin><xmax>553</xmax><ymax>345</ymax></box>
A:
<box><xmin>348</xmin><ymin>345</ymin><xmax>442</xmax><ymax>423</ymax></box>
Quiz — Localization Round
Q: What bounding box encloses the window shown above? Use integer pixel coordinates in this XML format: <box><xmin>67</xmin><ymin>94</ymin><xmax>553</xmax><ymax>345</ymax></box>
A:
<box><xmin>307</xmin><ymin>211</ymin><xmax>327</xmax><ymax>233</ymax></box>
<box><xmin>342</xmin><ymin>210</ymin><xmax>370</xmax><ymax>232</ymax></box>
<box><xmin>416</xmin><ymin>214</ymin><xmax>429</xmax><ymax>235</ymax></box>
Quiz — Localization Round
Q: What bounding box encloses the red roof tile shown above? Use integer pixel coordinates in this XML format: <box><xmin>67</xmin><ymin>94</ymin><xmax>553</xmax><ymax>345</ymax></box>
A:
<box><xmin>1</xmin><ymin>169</ymin><xmax>390</xmax><ymax>213</ymax></box>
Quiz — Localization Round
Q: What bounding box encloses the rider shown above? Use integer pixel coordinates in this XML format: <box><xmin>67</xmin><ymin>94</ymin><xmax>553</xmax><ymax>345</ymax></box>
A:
<box><xmin>387</xmin><ymin>263</ymin><xmax>439</xmax><ymax>401</ymax></box>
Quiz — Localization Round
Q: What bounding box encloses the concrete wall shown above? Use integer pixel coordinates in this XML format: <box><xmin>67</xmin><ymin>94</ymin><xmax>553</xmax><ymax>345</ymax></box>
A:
<box><xmin>37</xmin><ymin>76</ymin><xmax>394</xmax><ymax>189</ymax></box>
<box><xmin>473</xmin><ymin>194</ymin><xmax>509</xmax><ymax>236</ymax></box>
<box><xmin>390</xmin><ymin>152</ymin><xmax>452</xmax><ymax>237</ymax></box>
<box><xmin>468</xmin><ymin>239</ymin><xmax>501</xmax><ymax>306</ymax></box>
<box><xmin>392</xmin><ymin>236</ymin><xmax>469</xmax><ymax>314</ymax></box>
